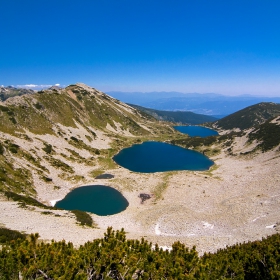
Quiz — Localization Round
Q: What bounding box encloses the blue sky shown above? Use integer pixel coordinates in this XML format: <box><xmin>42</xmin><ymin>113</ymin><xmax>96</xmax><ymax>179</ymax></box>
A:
<box><xmin>0</xmin><ymin>0</ymin><xmax>280</xmax><ymax>96</ymax></box>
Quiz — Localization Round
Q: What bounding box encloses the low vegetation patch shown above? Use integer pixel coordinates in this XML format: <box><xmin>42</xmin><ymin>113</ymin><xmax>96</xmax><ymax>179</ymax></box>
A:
<box><xmin>153</xmin><ymin>173</ymin><xmax>171</xmax><ymax>200</ymax></box>
<box><xmin>0</xmin><ymin>159</ymin><xmax>34</xmax><ymax>193</ymax></box>
<box><xmin>0</xmin><ymin>227</ymin><xmax>27</xmax><ymax>244</ymax></box>
<box><xmin>42</xmin><ymin>143</ymin><xmax>53</xmax><ymax>154</ymax></box>
<box><xmin>0</xmin><ymin>142</ymin><xmax>4</xmax><ymax>155</ymax></box>
<box><xmin>171</xmin><ymin>135</ymin><xmax>217</xmax><ymax>149</ymax></box>
<box><xmin>248</xmin><ymin>121</ymin><xmax>280</xmax><ymax>152</ymax></box>
<box><xmin>4</xmin><ymin>191</ymin><xmax>50</xmax><ymax>209</ymax></box>
<box><xmin>68</xmin><ymin>137</ymin><xmax>100</xmax><ymax>155</ymax></box>
<box><xmin>44</xmin><ymin>156</ymin><xmax>74</xmax><ymax>173</ymax></box>
<box><xmin>71</xmin><ymin>210</ymin><xmax>94</xmax><ymax>227</ymax></box>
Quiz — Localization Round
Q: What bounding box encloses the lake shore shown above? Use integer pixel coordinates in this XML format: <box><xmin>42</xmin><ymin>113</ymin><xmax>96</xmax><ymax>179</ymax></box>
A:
<box><xmin>1</xmin><ymin>137</ymin><xmax>280</xmax><ymax>254</ymax></box>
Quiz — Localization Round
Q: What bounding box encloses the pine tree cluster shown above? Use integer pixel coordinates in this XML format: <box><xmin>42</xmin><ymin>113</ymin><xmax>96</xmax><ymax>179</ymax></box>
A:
<box><xmin>0</xmin><ymin>227</ymin><xmax>280</xmax><ymax>279</ymax></box>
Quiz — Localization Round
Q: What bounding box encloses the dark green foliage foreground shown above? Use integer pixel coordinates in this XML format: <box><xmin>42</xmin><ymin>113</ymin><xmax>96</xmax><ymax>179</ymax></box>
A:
<box><xmin>1</xmin><ymin>228</ymin><xmax>280</xmax><ymax>279</ymax></box>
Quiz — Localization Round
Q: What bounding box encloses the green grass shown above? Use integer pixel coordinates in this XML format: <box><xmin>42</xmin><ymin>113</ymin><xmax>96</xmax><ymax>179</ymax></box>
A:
<box><xmin>153</xmin><ymin>172</ymin><xmax>172</xmax><ymax>200</ymax></box>
<box><xmin>89</xmin><ymin>169</ymin><xmax>104</xmax><ymax>178</ymax></box>
<box><xmin>68</xmin><ymin>137</ymin><xmax>100</xmax><ymax>155</ymax></box>
<box><xmin>3</xmin><ymin>191</ymin><xmax>50</xmax><ymax>209</ymax></box>
<box><xmin>248</xmin><ymin>121</ymin><xmax>280</xmax><ymax>152</ymax></box>
<box><xmin>0</xmin><ymin>156</ymin><xmax>34</xmax><ymax>194</ymax></box>
<box><xmin>71</xmin><ymin>210</ymin><xmax>95</xmax><ymax>227</ymax></box>
<box><xmin>44</xmin><ymin>156</ymin><xmax>74</xmax><ymax>173</ymax></box>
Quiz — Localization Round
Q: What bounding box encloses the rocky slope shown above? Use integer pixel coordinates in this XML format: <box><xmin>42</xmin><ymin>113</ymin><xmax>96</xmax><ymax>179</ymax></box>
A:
<box><xmin>0</xmin><ymin>83</ymin><xmax>174</xmax><ymax>199</ymax></box>
<box><xmin>0</xmin><ymin>86</ymin><xmax>35</xmax><ymax>101</ymax></box>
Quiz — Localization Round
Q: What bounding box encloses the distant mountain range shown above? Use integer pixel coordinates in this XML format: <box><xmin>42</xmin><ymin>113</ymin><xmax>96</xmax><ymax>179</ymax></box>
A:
<box><xmin>106</xmin><ymin>91</ymin><xmax>280</xmax><ymax>117</ymax></box>
<box><xmin>0</xmin><ymin>86</ymin><xmax>35</xmax><ymax>101</ymax></box>
<box><xmin>128</xmin><ymin>104</ymin><xmax>218</xmax><ymax>124</ymax></box>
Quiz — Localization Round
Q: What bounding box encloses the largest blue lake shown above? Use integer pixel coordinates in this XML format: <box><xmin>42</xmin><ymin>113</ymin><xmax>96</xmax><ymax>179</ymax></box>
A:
<box><xmin>113</xmin><ymin>141</ymin><xmax>214</xmax><ymax>173</ymax></box>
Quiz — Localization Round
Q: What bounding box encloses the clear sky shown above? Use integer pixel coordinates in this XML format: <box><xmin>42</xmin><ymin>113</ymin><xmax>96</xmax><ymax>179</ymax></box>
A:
<box><xmin>1</xmin><ymin>0</ymin><xmax>280</xmax><ymax>96</ymax></box>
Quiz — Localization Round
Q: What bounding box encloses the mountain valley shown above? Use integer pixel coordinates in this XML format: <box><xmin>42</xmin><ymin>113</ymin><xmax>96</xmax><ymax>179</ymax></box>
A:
<box><xmin>0</xmin><ymin>84</ymin><xmax>280</xmax><ymax>255</ymax></box>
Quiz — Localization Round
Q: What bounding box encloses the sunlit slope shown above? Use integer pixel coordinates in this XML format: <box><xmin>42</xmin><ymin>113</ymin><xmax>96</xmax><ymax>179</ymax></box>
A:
<box><xmin>0</xmin><ymin>83</ymin><xmax>161</xmax><ymax>136</ymax></box>
<box><xmin>0</xmin><ymin>83</ymin><xmax>173</xmax><ymax>196</ymax></box>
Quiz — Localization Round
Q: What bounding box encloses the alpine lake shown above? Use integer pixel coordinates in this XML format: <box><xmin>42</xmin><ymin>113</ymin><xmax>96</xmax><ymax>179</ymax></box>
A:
<box><xmin>55</xmin><ymin>126</ymin><xmax>217</xmax><ymax>216</ymax></box>
<box><xmin>174</xmin><ymin>125</ymin><xmax>219</xmax><ymax>137</ymax></box>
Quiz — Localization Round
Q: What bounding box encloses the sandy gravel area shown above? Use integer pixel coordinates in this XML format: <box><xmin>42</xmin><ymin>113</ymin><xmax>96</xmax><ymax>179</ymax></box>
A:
<box><xmin>1</xmin><ymin>138</ymin><xmax>280</xmax><ymax>254</ymax></box>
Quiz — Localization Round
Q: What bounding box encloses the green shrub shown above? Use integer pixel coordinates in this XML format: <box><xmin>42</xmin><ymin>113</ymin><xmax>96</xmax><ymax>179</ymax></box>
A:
<box><xmin>4</xmin><ymin>191</ymin><xmax>50</xmax><ymax>209</ymax></box>
<box><xmin>1</xmin><ymin>228</ymin><xmax>280</xmax><ymax>279</ymax></box>
<box><xmin>45</xmin><ymin>156</ymin><xmax>74</xmax><ymax>173</ymax></box>
<box><xmin>0</xmin><ymin>227</ymin><xmax>26</xmax><ymax>244</ymax></box>
<box><xmin>8</xmin><ymin>143</ymin><xmax>20</xmax><ymax>154</ymax></box>
<box><xmin>34</xmin><ymin>102</ymin><xmax>43</xmax><ymax>110</ymax></box>
<box><xmin>42</xmin><ymin>176</ymin><xmax>52</xmax><ymax>182</ymax></box>
<box><xmin>0</xmin><ymin>142</ymin><xmax>4</xmax><ymax>155</ymax></box>
<box><xmin>42</xmin><ymin>143</ymin><xmax>53</xmax><ymax>154</ymax></box>
<box><xmin>0</xmin><ymin>105</ymin><xmax>10</xmax><ymax>112</ymax></box>
<box><xmin>71</xmin><ymin>210</ymin><xmax>93</xmax><ymax>227</ymax></box>
<box><xmin>70</xmin><ymin>136</ymin><xmax>79</xmax><ymax>142</ymax></box>
<box><xmin>9</xmin><ymin>117</ymin><xmax>17</xmax><ymax>124</ymax></box>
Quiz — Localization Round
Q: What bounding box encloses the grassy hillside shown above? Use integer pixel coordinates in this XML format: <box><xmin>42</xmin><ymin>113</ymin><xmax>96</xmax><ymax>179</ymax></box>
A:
<box><xmin>129</xmin><ymin>104</ymin><xmax>218</xmax><ymax>124</ymax></box>
<box><xmin>247</xmin><ymin>116</ymin><xmax>280</xmax><ymax>152</ymax></box>
<box><xmin>0</xmin><ymin>84</ymin><xmax>156</xmax><ymax>136</ymax></box>
<box><xmin>213</xmin><ymin>102</ymin><xmax>280</xmax><ymax>130</ymax></box>
<box><xmin>0</xmin><ymin>83</ymin><xmax>174</xmax><ymax>196</ymax></box>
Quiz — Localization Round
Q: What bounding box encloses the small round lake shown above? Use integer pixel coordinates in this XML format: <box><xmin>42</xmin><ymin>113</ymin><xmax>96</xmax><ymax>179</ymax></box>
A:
<box><xmin>113</xmin><ymin>141</ymin><xmax>213</xmax><ymax>173</ymax></box>
<box><xmin>174</xmin><ymin>126</ymin><xmax>218</xmax><ymax>137</ymax></box>
<box><xmin>55</xmin><ymin>185</ymin><xmax>129</xmax><ymax>216</ymax></box>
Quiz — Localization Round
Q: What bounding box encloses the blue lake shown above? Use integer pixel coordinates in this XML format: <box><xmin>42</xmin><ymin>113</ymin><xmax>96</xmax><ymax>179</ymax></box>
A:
<box><xmin>113</xmin><ymin>141</ymin><xmax>214</xmax><ymax>173</ymax></box>
<box><xmin>174</xmin><ymin>126</ymin><xmax>218</xmax><ymax>137</ymax></box>
<box><xmin>55</xmin><ymin>185</ymin><xmax>129</xmax><ymax>216</ymax></box>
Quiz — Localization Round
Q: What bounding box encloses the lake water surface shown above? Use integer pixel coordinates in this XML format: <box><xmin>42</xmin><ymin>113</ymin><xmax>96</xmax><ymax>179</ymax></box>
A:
<box><xmin>174</xmin><ymin>126</ymin><xmax>218</xmax><ymax>137</ymax></box>
<box><xmin>55</xmin><ymin>185</ymin><xmax>129</xmax><ymax>216</ymax></box>
<box><xmin>113</xmin><ymin>141</ymin><xmax>213</xmax><ymax>173</ymax></box>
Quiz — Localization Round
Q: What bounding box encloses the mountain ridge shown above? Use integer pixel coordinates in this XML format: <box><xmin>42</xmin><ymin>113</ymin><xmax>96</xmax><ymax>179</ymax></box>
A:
<box><xmin>128</xmin><ymin>103</ymin><xmax>218</xmax><ymax>124</ymax></box>
<box><xmin>213</xmin><ymin>102</ymin><xmax>280</xmax><ymax>130</ymax></box>
<box><xmin>0</xmin><ymin>83</ymin><xmax>174</xmax><ymax>197</ymax></box>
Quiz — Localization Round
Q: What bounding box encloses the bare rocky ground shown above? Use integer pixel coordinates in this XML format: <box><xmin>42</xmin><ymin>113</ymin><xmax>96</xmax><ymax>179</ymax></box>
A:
<box><xmin>1</xmin><ymin>127</ymin><xmax>280</xmax><ymax>255</ymax></box>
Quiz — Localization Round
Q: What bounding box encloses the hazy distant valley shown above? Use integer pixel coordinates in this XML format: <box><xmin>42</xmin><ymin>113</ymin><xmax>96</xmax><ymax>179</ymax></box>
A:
<box><xmin>107</xmin><ymin>90</ymin><xmax>280</xmax><ymax>117</ymax></box>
